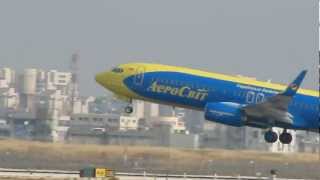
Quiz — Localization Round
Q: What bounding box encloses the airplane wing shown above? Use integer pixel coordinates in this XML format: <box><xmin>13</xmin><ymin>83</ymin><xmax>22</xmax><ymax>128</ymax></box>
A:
<box><xmin>243</xmin><ymin>70</ymin><xmax>307</xmax><ymax>125</ymax></box>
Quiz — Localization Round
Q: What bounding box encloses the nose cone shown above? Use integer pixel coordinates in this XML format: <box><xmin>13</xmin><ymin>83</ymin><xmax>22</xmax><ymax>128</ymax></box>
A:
<box><xmin>95</xmin><ymin>70</ymin><xmax>123</xmax><ymax>93</ymax></box>
<box><xmin>95</xmin><ymin>72</ymin><xmax>109</xmax><ymax>88</ymax></box>
<box><xmin>95</xmin><ymin>73</ymin><xmax>103</xmax><ymax>85</ymax></box>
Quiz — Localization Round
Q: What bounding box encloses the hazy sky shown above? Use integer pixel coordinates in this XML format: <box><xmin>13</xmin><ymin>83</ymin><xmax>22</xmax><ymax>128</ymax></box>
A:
<box><xmin>0</xmin><ymin>0</ymin><xmax>318</xmax><ymax>96</ymax></box>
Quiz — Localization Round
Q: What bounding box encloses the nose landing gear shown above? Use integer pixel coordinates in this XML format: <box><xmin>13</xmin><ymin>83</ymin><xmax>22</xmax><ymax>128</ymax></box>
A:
<box><xmin>124</xmin><ymin>105</ymin><xmax>133</xmax><ymax>114</ymax></box>
<box><xmin>124</xmin><ymin>99</ymin><xmax>133</xmax><ymax>114</ymax></box>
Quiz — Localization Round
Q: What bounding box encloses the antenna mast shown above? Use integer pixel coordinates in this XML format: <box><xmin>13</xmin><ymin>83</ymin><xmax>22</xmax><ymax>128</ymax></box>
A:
<box><xmin>70</xmin><ymin>52</ymin><xmax>79</xmax><ymax>113</ymax></box>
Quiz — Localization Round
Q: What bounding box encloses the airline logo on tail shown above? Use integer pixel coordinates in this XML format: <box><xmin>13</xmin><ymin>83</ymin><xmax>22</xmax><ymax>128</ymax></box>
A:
<box><xmin>147</xmin><ymin>81</ymin><xmax>208</xmax><ymax>101</ymax></box>
<box><xmin>289</xmin><ymin>83</ymin><xmax>298</xmax><ymax>91</ymax></box>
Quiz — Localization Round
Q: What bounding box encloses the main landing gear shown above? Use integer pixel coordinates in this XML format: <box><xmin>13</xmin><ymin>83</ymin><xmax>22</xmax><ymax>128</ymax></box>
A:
<box><xmin>279</xmin><ymin>129</ymin><xmax>292</xmax><ymax>144</ymax></box>
<box><xmin>264</xmin><ymin>130</ymin><xmax>278</xmax><ymax>143</ymax></box>
<box><xmin>264</xmin><ymin>129</ymin><xmax>293</xmax><ymax>144</ymax></box>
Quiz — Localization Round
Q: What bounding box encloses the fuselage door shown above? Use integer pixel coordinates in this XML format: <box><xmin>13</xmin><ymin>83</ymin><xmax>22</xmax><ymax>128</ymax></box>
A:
<box><xmin>246</xmin><ymin>91</ymin><xmax>255</xmax><ymax>104</ymax></box>
<box><xmin>134</xmin><ymin>66</ymin><xmax>145</xmax><ymax>86</ymax></box>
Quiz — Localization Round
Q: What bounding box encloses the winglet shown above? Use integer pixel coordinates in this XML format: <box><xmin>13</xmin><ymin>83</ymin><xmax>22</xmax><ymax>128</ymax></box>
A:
<box><xmin>282</xmin><ymin>70</ymin><xmax>307</xmax><ymax>96</ymax></box>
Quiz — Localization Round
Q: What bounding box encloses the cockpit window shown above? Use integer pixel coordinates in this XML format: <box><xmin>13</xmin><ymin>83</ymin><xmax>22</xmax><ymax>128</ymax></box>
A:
<box><xmin>111</xmin><ymin>67</ymin><xmax>124</xmax><ymax>73</ymax></box>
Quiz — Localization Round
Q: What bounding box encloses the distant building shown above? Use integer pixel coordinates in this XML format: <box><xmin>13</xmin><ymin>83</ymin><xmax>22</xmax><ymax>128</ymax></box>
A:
<box><xmin>53</xmin><ymin>115</ymin><xmax>71</xmax><ymax>142</ymax></box>
<box><xmin>169</xmin><ymin>133</ymin><xmax>199</xmax><ymax>149</ymax></box>
<box><xmin>36</xmin><ymin>69</ymin><xmax>46</xmax><ymax>93</ymax></box>
<box><xmin>46</xmin><ymin>89</ymin><xmax>69</xmax><ymax>119</ymax></box>
<box><xmin>67</xmin><ymin>120</ymin><xmax>199</xmax><ymax>149</ymax></box>
<box><xmin>18</xmin><ymin>69</ymin><xmax>37</xmax><ymax>112</ymax></box>
<box><xmin>143</xmin><ymin>102</ymin><xmax>159</xmax><ymax>119</ymax></box>
<box><xmin>0</xmin><ymin>88</ymin><xmax>19</xmax><ymax>110</ymax></box>
<box><xmin>66</xmin><ymin>126</ymin><xmax>107</xmax><ymax>144</ymax></box>
<box><xmin>184</xmin><ymin>110</ymin><xmax>204</xmax><ymax>134</ymax></box>
<box><xmin>0</xmin><ymin>68</ymin><xmax>15</xmax><ymax>88</ymax></box>
<box><xmin>66</xmin><ymin>113</ymin><xmax>119</xmax><ymax>144</ymax></box>
<box><xmin>0</xmin><ymin>119</ymin><xmax>10</xmax><ymax>137</ymax></box>
<box><xmin>201</xmin><ymin>122</ymin><xmax>247</xmax><ymax>149</ymax></box>
<box><xmin>46</xmin><ymin>70</ymin><xmax>72</xmax><ymax>94</ymax></box>
<box><xmin>159</xmin><ymin>104</ymin><xmax>174</xmax><ymax>116</ymax></box>
<box><xmin>243</xmin><ymin>127</ymin><xmax>268</xmax><ymax>150</ymax></box>
<box><xmin>73</xmin><ymin>96</ymin><xmax>95</xmax><ymax>114</ymax></box>
<box><xmin>201</xmin><ymin>122</ymin><xmax>227</xmax><ymax>148</ymax></box>
<box><xmin>133</xmin><ymin>100</ymin><xmax>144</xmax><ymax>119</ymax></box>
<box><xmin>296</xmin><ymin>132</ymin><xmax>319</xmax><ymax>153</ymax></box>
<box><xmin>150</xmin><ymin>116</ymin><xmax>188</xmax><ymax>134</ymax></box>
<box><xmin>89</xmin><ymin>96</ymin><xmax>110</xmax><ymax>114</ymax></box>
<box><xmin>119</xmin><ymin>116</ymin><xmax>139</xmax><ymax>131</ymax></box>
<box><xmin>70</xmin><ymin>113</ymin><xmax>120</xmax><ymax>130</ymax></box>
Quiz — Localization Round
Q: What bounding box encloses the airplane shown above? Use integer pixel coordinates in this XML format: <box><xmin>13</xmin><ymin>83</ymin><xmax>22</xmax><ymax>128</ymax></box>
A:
<box><xmin>95</xmin><ymin>63</ymin><xmax>319</xmax><ymax>144</ymax></box>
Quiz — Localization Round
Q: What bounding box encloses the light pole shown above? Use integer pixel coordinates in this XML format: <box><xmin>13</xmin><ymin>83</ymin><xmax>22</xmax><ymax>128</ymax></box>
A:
<box><xmin>249</xmin><ymin>160</ymin><xmax>255</xmax><ymax>176</ymax></box>
<box><xmin>208</xmin><ymin>160</ymin><xmax>214</xmax><ymax>175</ymax></box>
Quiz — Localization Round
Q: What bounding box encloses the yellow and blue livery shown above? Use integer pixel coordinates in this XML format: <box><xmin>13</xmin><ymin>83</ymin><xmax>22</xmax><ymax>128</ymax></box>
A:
<box><xmin>95</xmin><ymin>63</ymin><xmax>319</xmax><ymax>144</ymax></box>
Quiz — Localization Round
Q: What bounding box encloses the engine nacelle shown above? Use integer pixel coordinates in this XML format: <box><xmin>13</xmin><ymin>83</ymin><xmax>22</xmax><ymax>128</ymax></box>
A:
<box><xmin>204</xmin><ymin>102</ymin><xmax>246</xmax><ymax>127</ymax></box>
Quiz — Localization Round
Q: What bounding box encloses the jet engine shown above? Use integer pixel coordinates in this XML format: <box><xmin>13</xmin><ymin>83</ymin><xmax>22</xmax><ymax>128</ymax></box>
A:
<box><xmin>204</xmin><ymin>102</ymin><xmax>246</xmax><ymax>127</ymax></box>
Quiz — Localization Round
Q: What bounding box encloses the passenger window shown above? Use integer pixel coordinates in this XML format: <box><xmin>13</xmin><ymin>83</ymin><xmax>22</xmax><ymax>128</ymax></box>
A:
<box><xmin>111</xmin><ymin>67</ymin><xmax>124</xmax><ymax>73</ymax></box>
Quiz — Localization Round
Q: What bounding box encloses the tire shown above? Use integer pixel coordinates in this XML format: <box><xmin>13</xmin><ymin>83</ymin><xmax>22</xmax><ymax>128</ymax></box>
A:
<box><xmin>125</xmin><ymin>106</ymin><xmax>133</xmax><ymax>114</ymax></box>
<box><xmin>279</xmin><ymin>132</ymin><xmax>292</xmax><ymax>144</ymax></box>
<box><xmin>264</xmin><ymin>130</ymin><xmax>278</xmax><ymax>143</ymax></box>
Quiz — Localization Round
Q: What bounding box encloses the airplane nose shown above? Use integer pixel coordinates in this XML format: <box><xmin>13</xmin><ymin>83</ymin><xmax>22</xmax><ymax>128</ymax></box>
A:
<box><xmin>95</xmin><ymin>73</ymin><xmax>104</xmax><ymax>85</ymax></box>
<box><xmin>95</xmin><ymin>70</ymin><xmax>122</xmax><ymax>91</ymax></box>
<box><xmin>95</xmin><ymin>72</ymin><xmax>108</xmax><ymax>86</ymax></box>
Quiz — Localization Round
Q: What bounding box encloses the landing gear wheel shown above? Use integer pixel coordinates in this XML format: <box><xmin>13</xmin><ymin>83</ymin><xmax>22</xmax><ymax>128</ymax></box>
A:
<box><xmin>279</xmin><ymin>132</ymin><xmax>292</xmax><ymax>144</ymax></box>
<box><xmin>264</xmin><ymin>130</ymin><xmax>278</xmax><ymax>143</ymax></box>
<box><xmin>124</xmin><ymin>106</ymin><xmax>133</xmax><ymax>114</ymax></box>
